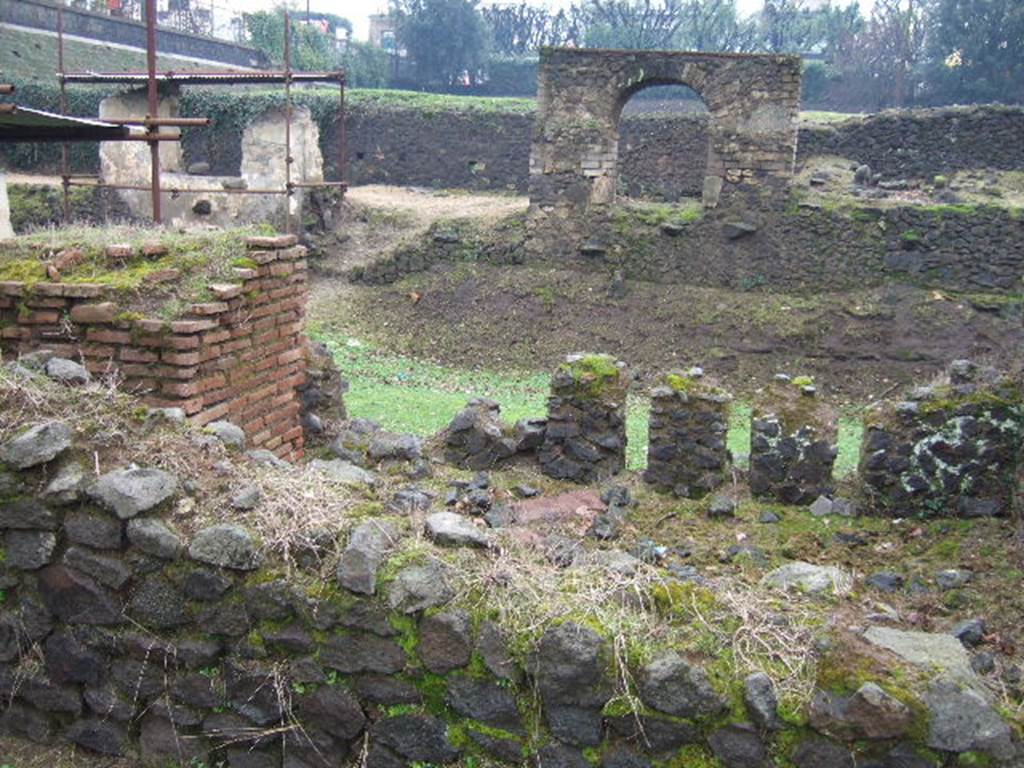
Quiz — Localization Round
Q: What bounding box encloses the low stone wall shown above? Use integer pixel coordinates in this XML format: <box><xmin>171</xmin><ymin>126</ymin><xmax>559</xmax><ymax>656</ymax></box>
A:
<box><xmin>2</xmin><ymin>358</ymin><xmax>1023</xmax><ymax>767</ymax></box>
<box><xmin>860</xmin><ymin>362</ymin><xmax>1022</xmax><ymax>517</ymax></box>
<box><xmin>797</xmin><ymin>105</ymin><xmax>1024</xmax><ymax>180</ymax></box>
<box><xmin>351</xmin><ymin>200</ymin><xmax>1024</xmax><ymax>294</ymax></box>
<box><xmin>337</xmin><ymin>103</ymin><xmax>1024</xmax><ymax>197</ymax></box>
<box><xmin>0</xmin><ymin>236</ymin><xmax>309</xmax><ymax>461</ymax></box>
<box><xmin>643</xmin><ymin>370</ymin><xmax>731</xmax><ymax>499</ymax></box>
<box><xmin>749</xmin><ymin>379</ymin><xmax>838</xmax><ymax>506</ymax></box>
<box><xmin>591</xmin><ymin>199</ymin><xmax>1024</xmax><ymax>294</ymax></box>
<box><xmin>435</xmin><ymin>356</ymin><xmax>1022</xmax><ymax>517</ymax></box>
<box><xmin>537</xmin><ymin>355</ymin><xmax>629</xmax><ymax>483</ymax></box>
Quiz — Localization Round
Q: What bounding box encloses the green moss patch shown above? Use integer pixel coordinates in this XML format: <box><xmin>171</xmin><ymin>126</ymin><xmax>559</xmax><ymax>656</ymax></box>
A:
<box><xmin>0</xmin><ymin>224</ymin><xmax>273</xmax><ymax>319</ymax></box>
<box><xmin>558</xmin><ymin>354</ymin><xmax>625</xmax><ymax>399</ymax></box>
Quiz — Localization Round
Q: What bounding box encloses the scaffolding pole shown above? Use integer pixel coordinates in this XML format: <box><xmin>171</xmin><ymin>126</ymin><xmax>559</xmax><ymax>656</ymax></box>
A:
<box><xmin>145</xmin><ymin>0</ymin><xmax>162</xmax><ymax>224</ymax></box>
<box><xmin>284</xmin><ymin>12</ymin><xmax>294</xmax><ymax>234</ymax></box>
<box><xmin>57</xmin><ymin>2</ymin><xmax>69</xmax><ymax>221</ymax></box>
<box><xmin>48</xmin><ymin>7</ymin><xmax>347</xmax><ymax>230</ymax></box>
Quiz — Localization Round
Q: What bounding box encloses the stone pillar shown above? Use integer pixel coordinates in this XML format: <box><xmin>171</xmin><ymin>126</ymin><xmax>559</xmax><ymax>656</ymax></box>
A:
<box><xmin>643</xmin><ymin>370</ymin><xmax>731</xmax><ymax>498</ymax></box>
<box><xmin>749</xmin><ymin>376</ymin><xmax>837</xmax><ymax>504</ymax></box>
<box><xmin>0</xmin><ymin>173</ymin><xmax>13</xmax><ymax>239</ymax></box>
<box><xmin>538</xmin><ymin>354</ymin><xmax>628</xmax><ymax>482</ymax></box>
<box><xmin>860</xmin><ymin>361</ymin><xmax>1023</xmax><ymax>517</ymax></box>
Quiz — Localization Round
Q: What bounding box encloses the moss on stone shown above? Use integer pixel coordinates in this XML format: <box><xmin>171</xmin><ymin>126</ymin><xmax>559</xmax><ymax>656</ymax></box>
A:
<box><xmin>917</xmin><ymin>383</ymin><xmax>1023</xmax><ymax>416</ymax></box>
<box><xmin>415</xmin><ymin>671</ymin><xmax>449</xmax><ymax>716</ymax></box>
<box><xmin>0</xmin><ymin>259</ymin><xmax>47</xmax><ymax>284</ymax></box>
<box><xmin>665</xmin><ymin>373</ymin><xmax>697</xmax><ymax>393</ymax></box>
<box><xmin>655</xmin><ymin>744</ymin><xmax>722</xmax><ymax>768</ymax></box>
<box><xmin>558</xmin><ymin>354</ymin><xmax>623</xmax><ymax>399</ymax></box>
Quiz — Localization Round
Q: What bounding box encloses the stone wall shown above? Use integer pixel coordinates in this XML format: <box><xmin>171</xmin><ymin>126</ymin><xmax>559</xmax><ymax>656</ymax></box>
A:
<box><xmin>433</xmin><ymin>356</ymin><xmax>1021</xmax><ymax>517</ymax></box>
<box><xmin>528</xmin><ymin>48</ymin><xmax>802</xmax><ymax>227</ymax></box>
<box><xmin>537</xmin><ymin>354</ymin><xmax>629</xmax><ymax>483</ymax></box>
<box><xmin>859</xmin><ymin>362</ymin><xmax>1022</xmax><ymax>517</ymax></box>
<box><xmin>15</xmin><ymin>97</ymin><xmax>1022</xmax><ymax>208</ymax></box>
<box><xmin>749</xmin><ymin>379</ymin><xmax>838</xmax><ymax>506</ymax></box>
<box><xmin>101</xmin><ymin>91</ymin><xmax>324</xmax><ymax>230</ymax></box>
<box><xmin>796</xmin><ymin>105</ymin><xmax>1024</xmax><ymax>180</ymax></box>
<box><xmin>351</xmin><ymin>199</ymin><xmax>1024</xmax><ymax>294</ymax></box>
<box><xmin>1</xmin><ymin>357</ymin><xmax>1022</xmax><ymax>766</ymax></box>
<box><xmin>643</xmin><ymin>371</ymin><xmax>731</xmax><ymax>499</ymax></box>
<box><xmin>339</xmin><ymin>104</ymin><xmax>1024</xmax><ymax>199</ymax></box>
<box><xmin>0</xmin><ymin>236</ymin><xmax>309</xmax><ymax>461</ymax></box>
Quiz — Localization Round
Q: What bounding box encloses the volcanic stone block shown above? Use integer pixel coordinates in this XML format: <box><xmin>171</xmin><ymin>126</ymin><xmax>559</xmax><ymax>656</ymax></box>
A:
<box><xmin>859</xmin><ymin>361</ymin><xmax>1022</xmax><ymax>517</ymax></box>
<box><xmin>538</xmin><ymin>354</ymin><xmax>629</xmax><ymax>483</ymax></box>
<box><xmin>643</xmin><ymin>371</ymin><xmax>731</xmax><ymax>498</ymax></box>
<box><xmin>443</xmin><ymin>398</ymin><xmax>519</xmax><ymax>469</ymax></box>
<box><xmin>749</xmin><ymin>377</ymin><xmax>837</xmax><ymax>504</ymax></box>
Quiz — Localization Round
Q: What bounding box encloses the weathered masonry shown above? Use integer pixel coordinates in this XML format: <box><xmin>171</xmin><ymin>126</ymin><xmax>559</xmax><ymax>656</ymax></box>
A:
<box><xmin>528</xmin><ymin>47</ymin><xmax>802</xmax><ymax>222</ymax></box>
<box><xmin>0</xmin><ymin>236</ymin><xmax>309</xmax><ymax>461</ymax></box>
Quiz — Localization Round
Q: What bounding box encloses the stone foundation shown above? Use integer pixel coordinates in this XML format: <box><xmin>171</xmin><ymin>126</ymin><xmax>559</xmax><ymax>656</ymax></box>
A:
<box><xmin>0</xmin><ymin>236</ymin><xmax>309</xmax><ymax>461</ymax></box>
<box><xmin>1</xmin><ymin>403</ymin><xmax>1021</xmax><ymax>766</ymax></box>
<box><xmin>749</xmin><ymin>378</ymin><xmax>837</xmax><ymax>505</ymax></box>
<box><xmin>860</xmin><ymin>361</ymin><xmax>1023</xmax><ymax>517</ymax></box>
<box><xmin>643</xmin><ymin>371</ymin><xmax>731</xmax><ymax>498</ymax></box>
<box><xmin>538</xmin><ymin>354</ymin><xmax>629</xmax><ymax>483</ymax></box>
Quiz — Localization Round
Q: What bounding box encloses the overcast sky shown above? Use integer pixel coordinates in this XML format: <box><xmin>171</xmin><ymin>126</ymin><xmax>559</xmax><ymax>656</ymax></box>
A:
<box><xmin>227</xmin><ymin>0</ymin><xmax>783</xmax><ymax>43</ymax></box>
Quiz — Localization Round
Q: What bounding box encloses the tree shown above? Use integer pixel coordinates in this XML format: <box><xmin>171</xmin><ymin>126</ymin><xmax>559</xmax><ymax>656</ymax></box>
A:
<box><xmin>758</xmin><ymin>0</ymin><xmax>824</xmax><ymax>53</ymax></box>
<box><xmin>484</xmin><ymin>4</ymin><xmax>562</xmax><ymax>55</ymax></box>
<box><xmin>922</xmin><ymin>0</ymin><xmax>1024</xmax><ymax>104</ymax></box>
<box><xmin>826</xmin><ymin>0</ymin><xmax>926</xmax><ymax>109</ymax></box>
<box><xmin>342</xmin><ymin>42</ymin><xmax>391</xmax><ymax>88</ymax></box>
<box><xmin>676</xmin><ymin>0</ymin><xmax>759</xmax><ymax>52</ymax></box>
<box><xmin>392</xmin><ymin>0</ymin><xmax>489</xmax><ymax>87</ymax></box>
<box><xmin>581</xmin><ymin>0</ymin><xmax>688</xmax><ymax>50</ymax></box>
<box><xmin>243</xmin><ymin>7</ymin><xmax>341</xmax><ymax>71</ymax></box>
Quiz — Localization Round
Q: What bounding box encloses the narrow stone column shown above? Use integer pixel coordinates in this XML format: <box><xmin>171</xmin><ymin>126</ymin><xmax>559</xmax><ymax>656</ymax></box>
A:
<box><xmin>0</xmin><ymin>172</ymin><xmax>13</xmax><ymax>239</ymax></box>
<box><xmin>749</xmin><ymin>376</ymin><xmax>837</xmax><ymax>504</ymax></box>
<box><xmin>644</xmin><ymin>370</ymin><xmax>731</xmax><ymax>498</ymax></box>
<box><xmin>860</xmin><ymin>360</ymin><xmax>1023</xmax><ymax>517</ymax></box>
<box><xmin>538</xmin><ymin>354</ymin><xmax>629</xmax><ymax>482</ymax></box>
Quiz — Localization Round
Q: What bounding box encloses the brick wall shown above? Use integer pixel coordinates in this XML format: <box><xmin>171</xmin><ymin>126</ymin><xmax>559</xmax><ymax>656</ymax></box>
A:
<box><xmin>0</xmin><ymin>236</ymin><xmax>308</xmax><ymax>461</ymax></box>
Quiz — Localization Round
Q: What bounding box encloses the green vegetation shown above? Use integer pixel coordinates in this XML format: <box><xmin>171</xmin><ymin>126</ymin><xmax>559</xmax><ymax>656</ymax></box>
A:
<box><xmin>0</xmin><ymin>26</ymin><xmax>211</xmax><ymax>83</ymax></box>
<box><xmin>0</xmin><ymin>226</ymin><xmax>269</xmax><ymax>319</ymax></box>
<box><xmin>558</xmin><ymin>353</ymin><xmax>624</xmax><ymax>398</ymax></box>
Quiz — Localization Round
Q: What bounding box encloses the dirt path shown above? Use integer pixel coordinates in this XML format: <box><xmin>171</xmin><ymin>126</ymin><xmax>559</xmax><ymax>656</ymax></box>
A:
<box><xmin>308</xmin><ymin>185</ymin><xmax>527</xmax><ymax>310</ymax></box>
<box><xmin>346</xmin><ymin>184</ymin><xmax>527</xmax><ymax>226</ymax></box>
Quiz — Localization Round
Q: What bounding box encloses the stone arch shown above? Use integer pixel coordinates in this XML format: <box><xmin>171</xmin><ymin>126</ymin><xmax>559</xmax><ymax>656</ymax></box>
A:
<box><xmin>615</xmin><ymin>81</ymin><xmax>714</xmax><ymax>203</ymax></box>
<box><xmin>528</xmin><ymin>48</ymin><xmax>801</xmax><ymax>217</ymax></box>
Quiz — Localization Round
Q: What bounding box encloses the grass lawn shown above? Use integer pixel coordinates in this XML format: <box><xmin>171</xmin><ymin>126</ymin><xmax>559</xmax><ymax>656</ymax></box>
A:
<box><xmin>0</xmin><ymin>26</ymin><xmax>214</xmax><ymax>83</ymax></box>
<box><xmin>317</xmin><ymin>334</ymin><xmax>864</xmax><ymax>475</ymax></box>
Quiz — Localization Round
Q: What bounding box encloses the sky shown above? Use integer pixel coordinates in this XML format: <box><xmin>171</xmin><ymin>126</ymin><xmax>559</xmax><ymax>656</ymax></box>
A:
<box><xmin>226</xmin><ymin>0</ymin><xmax>782</xmax><ymax>43</ymax></box>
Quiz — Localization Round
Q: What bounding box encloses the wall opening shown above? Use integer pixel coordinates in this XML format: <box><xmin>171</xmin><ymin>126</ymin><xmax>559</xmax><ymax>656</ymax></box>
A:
<box><xmin>618</xmin><ymin>84</ymin><xmax>710</xmax><ymax>203</ymax></box>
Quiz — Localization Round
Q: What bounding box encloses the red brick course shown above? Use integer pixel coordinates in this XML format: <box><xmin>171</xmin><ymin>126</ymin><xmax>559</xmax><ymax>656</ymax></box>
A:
<box><xmin>0</xmin><ymin>240</ymin><xmax>309</xmax><ymax>461</ymax></box>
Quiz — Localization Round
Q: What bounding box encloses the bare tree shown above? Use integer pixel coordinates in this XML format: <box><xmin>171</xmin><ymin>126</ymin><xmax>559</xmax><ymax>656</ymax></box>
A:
<box><xmin>582</xmin><ymin>0</ymin><xmax>688</xmax><ymax>50</ymax></box>
<box><xmin>830</xmin><ymin>0</ymin><xmax>926</xmax><ymax>108</ymax></box>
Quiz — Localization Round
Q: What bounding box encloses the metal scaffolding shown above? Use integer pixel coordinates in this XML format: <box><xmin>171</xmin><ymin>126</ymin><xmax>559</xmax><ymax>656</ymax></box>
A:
<box><xmin>53</xmin><ymin>0</ymin><xmax>346</xmax><ymax>232</ymax></box>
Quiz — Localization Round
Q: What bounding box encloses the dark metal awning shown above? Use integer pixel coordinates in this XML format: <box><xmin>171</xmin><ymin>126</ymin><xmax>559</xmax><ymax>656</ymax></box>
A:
<box><xmin>0</xmin><ymin>106</ymin><xmax>136</xmax><ymax>142</ymax></box>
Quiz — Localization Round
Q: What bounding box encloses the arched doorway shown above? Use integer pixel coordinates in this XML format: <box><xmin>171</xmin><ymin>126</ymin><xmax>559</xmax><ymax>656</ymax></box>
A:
<box><xmin>528</xmin><ymin>48</ymin><xmax>801</xmax><ymax>221</ymax></box>
<box><xmin>618</xmin><ymin>83</ymin><xmax>710</xmax><ymax>203</ymax></box>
